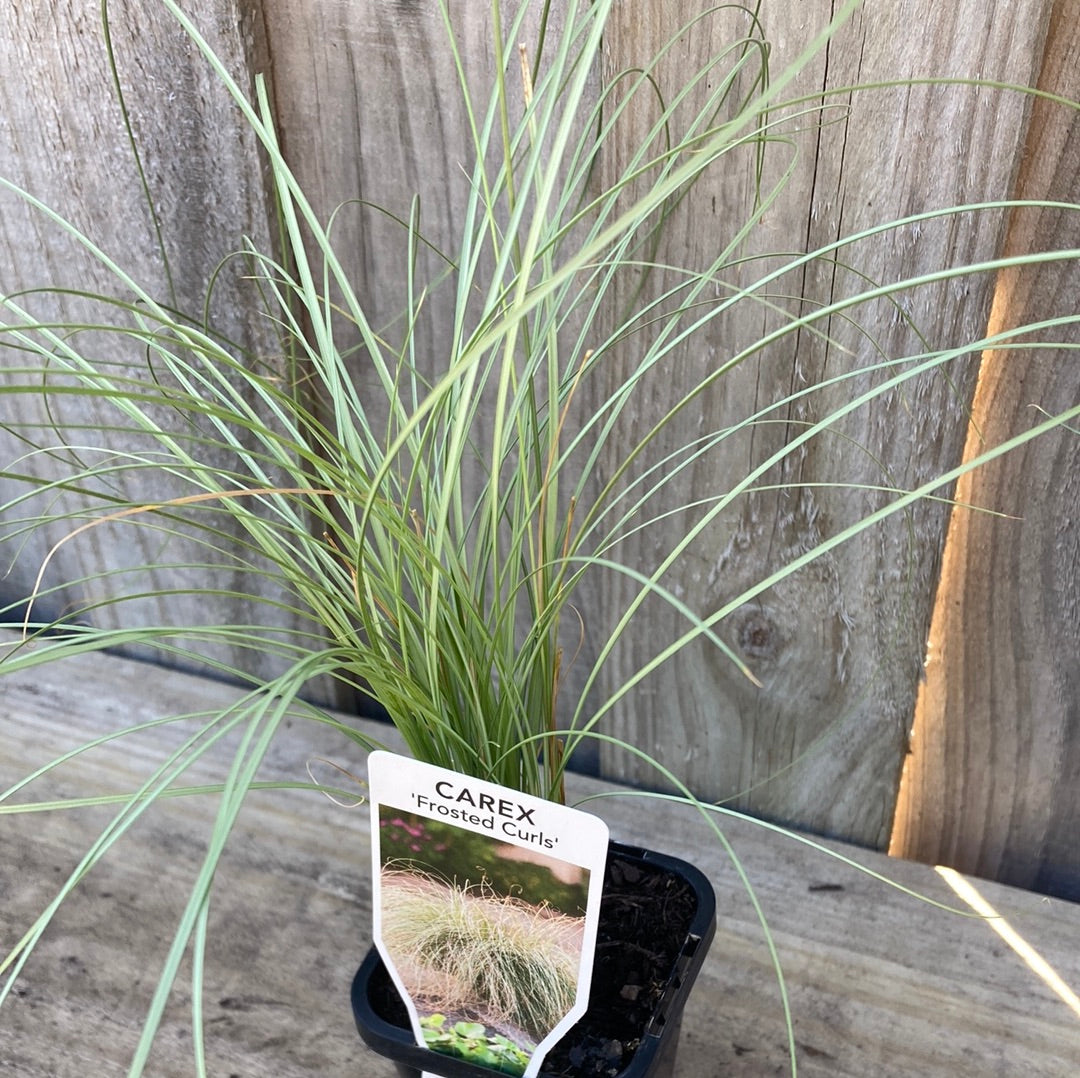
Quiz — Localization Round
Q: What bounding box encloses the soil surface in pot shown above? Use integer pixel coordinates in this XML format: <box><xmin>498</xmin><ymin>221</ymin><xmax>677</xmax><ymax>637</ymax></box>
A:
<box><xmin>368</xmin><ymin>850</ymin><xmax>699</xmax><ymax>1077</ymax></box>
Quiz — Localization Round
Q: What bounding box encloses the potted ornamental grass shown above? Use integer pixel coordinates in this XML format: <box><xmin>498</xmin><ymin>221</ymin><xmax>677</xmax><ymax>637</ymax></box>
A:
<box><xmin>2</xmin><ymin>0</ymin><xmax>1078</xmax><ymax>1075</ymax></box>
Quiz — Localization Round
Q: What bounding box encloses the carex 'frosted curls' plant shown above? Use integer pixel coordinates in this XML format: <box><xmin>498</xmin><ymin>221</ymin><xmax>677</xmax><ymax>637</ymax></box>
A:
<box><xmin>2</xmin><ymin>0</ymin><xmax>1078</xmax><ymax>1073</ymax></box>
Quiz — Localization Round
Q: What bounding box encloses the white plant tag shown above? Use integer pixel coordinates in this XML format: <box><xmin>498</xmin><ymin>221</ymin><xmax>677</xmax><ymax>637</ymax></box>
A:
<box><xmin>368</xmin><ymin>751</ymin><xmax>610</xmax><ymax>1078</ymax></box>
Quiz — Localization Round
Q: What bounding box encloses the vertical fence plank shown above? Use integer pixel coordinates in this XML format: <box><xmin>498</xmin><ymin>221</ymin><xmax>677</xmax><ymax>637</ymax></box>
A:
<box><xmin>890</xmin><ymin>2</ymin><xmax>1080</xmax><ymax>898</ymax></box>
<box><xmin>0</xmin><ymin>0</ymin><xmax>317</xmax><ymax>687</ymax></box>
<box><xmin>253</xmin><ymin>0</ymin><xmax>575</xmax><ymax>717</ymax></box>
<box><xmin>583</xmin><ymin>0</ymin><xmax>1054</xmax><ymax>847</ymax></box>
<box><xmin>255</xmin><ymin>0</ymin><xmax>482</xmax><ymax>363</ymax></box>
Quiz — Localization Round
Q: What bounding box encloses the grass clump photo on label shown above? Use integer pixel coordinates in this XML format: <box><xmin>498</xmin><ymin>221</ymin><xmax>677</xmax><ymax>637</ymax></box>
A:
<box><xmin>378</xmin><ymin>805</ymin><xmax>588</xmax><ymax>1054</ymax></box>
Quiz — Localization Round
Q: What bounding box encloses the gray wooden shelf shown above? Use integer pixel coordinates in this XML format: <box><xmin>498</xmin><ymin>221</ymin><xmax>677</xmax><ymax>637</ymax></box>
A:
<box><xmin>2</xmin><ymin>639</ymin><xmax>1078</xmax><ymax>1076</ymax></box>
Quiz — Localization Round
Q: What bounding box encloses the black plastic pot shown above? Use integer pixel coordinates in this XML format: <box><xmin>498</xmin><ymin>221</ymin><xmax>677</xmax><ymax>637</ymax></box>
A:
<box><xmin>351</xmin><ymin>840</ymin><xmax>716</xmax><ymax>1078</ymax></box>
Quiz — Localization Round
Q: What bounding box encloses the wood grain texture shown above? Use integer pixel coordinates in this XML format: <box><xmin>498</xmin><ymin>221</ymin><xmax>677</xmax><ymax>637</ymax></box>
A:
<box><xmin>0</xmin><ymin>1</ymin><xmax>329</xmax><ymax>692</ymax></box>
<box><xmin>253</xmin><ymin>0</ymin><xmax>566</xmax><ymax>390</ymax></box>
<box><xmin>2</xmin><ymin>638</ymin><xmax>1079</xmax><ymax>1077</ymax></box>
<box><xmin>890</xmin><ymin>1</ymin><xmax>1080</xmax><ymax>899</ymax></box>
<box><xmin>581</xmin><ymin>0</ymin><xmax>1055</xmax><ymax>847</ymax></box>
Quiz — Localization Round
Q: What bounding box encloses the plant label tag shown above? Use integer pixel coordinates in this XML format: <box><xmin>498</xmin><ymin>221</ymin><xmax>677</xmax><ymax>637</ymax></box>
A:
<box><xmin>368</xmin><ymin>750</ymin><xmax>610</xmax><ymax>1078</ymax></box>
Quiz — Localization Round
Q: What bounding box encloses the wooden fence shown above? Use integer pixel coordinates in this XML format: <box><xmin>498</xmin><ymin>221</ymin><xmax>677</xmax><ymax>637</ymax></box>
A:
<box><xmin>1</xmin><ymin>1</ymin><xmax>1077</xmax><ymax>898</ymax></box>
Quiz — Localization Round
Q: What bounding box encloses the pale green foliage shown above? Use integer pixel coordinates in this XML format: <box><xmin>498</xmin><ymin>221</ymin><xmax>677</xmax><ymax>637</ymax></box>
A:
<box><xmin>1</xmin><ymin>1</ymin><xmax>1079</xmax><ymax>1075</ymax></box>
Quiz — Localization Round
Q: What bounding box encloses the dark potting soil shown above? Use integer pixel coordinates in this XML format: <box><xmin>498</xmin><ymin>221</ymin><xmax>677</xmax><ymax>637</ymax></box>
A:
<box><xmin>367</xmin><ymin>850</ymin><xmax>699</xmax><ymax>1078</ymax></box>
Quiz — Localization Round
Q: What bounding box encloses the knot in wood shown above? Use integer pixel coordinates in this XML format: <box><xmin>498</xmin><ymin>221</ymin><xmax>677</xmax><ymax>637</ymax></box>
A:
<box><xmin>735</xmin><ymin>606</ymin><xmax>780</xmax><ymax>661</ymax></box>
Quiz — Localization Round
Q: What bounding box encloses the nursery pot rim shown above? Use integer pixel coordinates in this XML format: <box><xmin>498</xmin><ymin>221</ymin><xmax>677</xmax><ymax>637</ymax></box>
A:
<box><xmin>351</xmin><ymin>838</ymin><xmax>717</xmax><ymax>1078</ymax></box>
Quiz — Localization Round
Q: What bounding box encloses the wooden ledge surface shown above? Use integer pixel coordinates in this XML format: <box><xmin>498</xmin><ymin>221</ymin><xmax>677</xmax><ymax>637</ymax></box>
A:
<box><xmin>2</xmin><ymin>638</ymin><xmax>1079</xmax><ymax>1076</ymax></box>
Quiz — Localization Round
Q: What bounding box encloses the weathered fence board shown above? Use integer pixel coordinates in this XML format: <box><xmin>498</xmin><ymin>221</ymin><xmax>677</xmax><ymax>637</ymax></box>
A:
<box><xmin>891</xmin><ymin>2</ymin><xmax>1080</xmax><ymax>899</ymax></box>
<box><xmin>0</xmin><ymin>0</ymin><xmax>317</xmax><ymax>690</ymax></box>
<box><xmin>584</xmin><ymin>0</ymin><xmax>1056</xmax><ymax>847</ymax></box>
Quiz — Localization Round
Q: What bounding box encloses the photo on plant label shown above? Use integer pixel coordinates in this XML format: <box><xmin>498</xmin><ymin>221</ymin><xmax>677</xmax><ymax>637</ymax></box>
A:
<box><xmin>377</xmin><ymin>807</ymin><xmax>590</xmax><ymax>1074</ymax></box>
